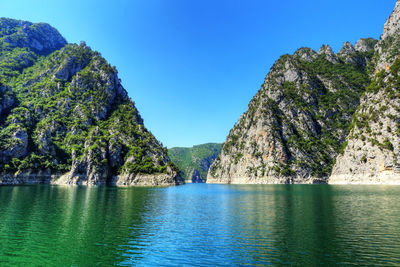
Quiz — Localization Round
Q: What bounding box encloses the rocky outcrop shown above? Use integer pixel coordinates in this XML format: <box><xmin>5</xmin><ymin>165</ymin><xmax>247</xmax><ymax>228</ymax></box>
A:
<box><xmin>338</xmin><ymin>41</ymin><xmax>371</xmax><ymax>67</ymax></box>
<box><xmin>0</xmin><ymin>18</ymin><xmax>181</xmax><ymax>186</ymax></box>
<box><xmin>114</xmin><ymin>172</ymin><xmax>182</xmax><ymax>186</ymax></box>
<box><xmin>0</xmin><ymin>170</ymin><xmax>57</xmax><ymax>185</ymax></box>
<box><xmin>382</xmin><ymin>1</ymin><xmax>400</xmax><ymax>40</ymax></box>
<box><xmin>53</xmin><ymin>49</ymin><xmax>91</xmax><ymax>81</ymax></box>
<box><xmin>330</xmin><ymin>79</ymin><xmax>400</xmax><ymax>184</ymax></box>
<box><xmin>330</xmin><ymin>2</ymin><xmax>400</xmax><ymax>183</ymax></box>
<box><xmin>355</xmin><ymin>38</ymin><xmax>378</xmax><ymax>53</ymax></box>
<box><xmin>338</xmin><ymin>42</ymin><xmax>357</xmax><ymax>64</ymax></box>
<box><xmin>318</xmin><ymin>45</ymin><xmax>338</xmax><ymax>64</ymax></box>
<box><xmin>208</xmin><ymin>0</ymin><xmax>400</xmax><ymax>185</ymax></box>
<box><xmin>376</xmin><ymin>1</ymin><xmax>400</xmax><ymax>71</ymax></box>
<box><xmin>207</xmin><ymin>44</ymin><xmax>374</xmax><ymax>184</ymax></box>
<box><xmin>187</xmin><ymin>168</ymin><xmax>202</xmax><ymax>183</ymax></box>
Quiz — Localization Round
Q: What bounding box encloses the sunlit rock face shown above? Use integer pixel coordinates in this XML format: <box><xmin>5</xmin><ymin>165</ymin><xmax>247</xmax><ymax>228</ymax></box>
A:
<box><xmin>209</xmin><ymin>0</ymin><xmax>400</xmax><ymax>185</ymax></box>
<box><xmin>0</xmin><ymin>18</ymin><xmax>182</xmax><ymax>186</ymax></box>
<box><xmin>331</xmin><ymin>1</ymin><xmax>400</xmax><ymax>184</ymax></box>
<box><xmin>207</xmin><ymin>44</ymin><xmax>374</xmax><ymax>184</ymax></box>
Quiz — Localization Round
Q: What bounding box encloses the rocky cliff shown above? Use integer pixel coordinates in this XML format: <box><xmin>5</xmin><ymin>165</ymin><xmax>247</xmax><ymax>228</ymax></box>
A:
<box><xmin>207</xmin><ymin>1</ymin><xmax>400</xmax><ymax>184</ymax></box>
<box><xmin>330</xmin><ymin>0</ymin><xmax>400</xmax><ymax>184</ymax></box>
<box><xmin>168</xmin><ymin>143</ymin><xmax>221</xmax><ymax>182</ymax></box>
<box><xmin>0</xmin><ymin>18</ymin><xmax>182</xmax><ymax>186</ymax></box>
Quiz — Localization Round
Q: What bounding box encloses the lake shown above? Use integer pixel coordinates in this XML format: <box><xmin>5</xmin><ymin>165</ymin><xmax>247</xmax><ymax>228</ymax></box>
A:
<box><xmin>0</xmin><ymin>184</ymin><xmax>399</xmax><ymax>266</ymax></box>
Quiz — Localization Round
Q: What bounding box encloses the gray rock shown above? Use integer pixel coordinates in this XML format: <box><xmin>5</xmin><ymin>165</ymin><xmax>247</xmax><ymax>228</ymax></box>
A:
<box><xmin>338</xmin><ymin>41</ymin><xmax>360</xmax><ymax>64</ymax></box>
<box><xmin>330</xmin><ymin>0</ymin><xmax>400</xmax><ymax>184</ymax></box>
<box><xmin>0</xmin><ymin>23</ymin><xmax>181</xmax><ymax>187</ymax></box>
<box><xmin>0</xmin><ymin>128</ymin><xmax>28</xmax><ymax>162</ymax></box>
<box><xmin>54</xmin><ymin>56</ymin><xmax>89</xmax><ymax>81</ymax></box>
<box><xmin>381</xmin><ymin>0</ymin><xmax>400</xmax><ymax>40</ymax></box>
<box><xmin>375</xmin><ymin>1</ymin><xmax>400</xmax><ymax>71</ymax></box>
<box><xmin>355</xmin><ymin>38</ymin><xmax>378</xmax><ymax>52</ymax></box>
<box><xmin>294</xmin><ymin>47</ymin><xmax>317</xmax><ymax>62</ymax></box>
<box><xmin>339</xmin><ymin>41</ymin><xmax>356</xmax><ymax>56</ymax></box>
<box><xmin>207</xmin><ymin>48</ymin><xmax>365</xmax><ymax>184</ymax></box>
<box><xmin>318</xmin><ymin>45</ymin><xmax>338</xmax><ymax>64</ymax></box>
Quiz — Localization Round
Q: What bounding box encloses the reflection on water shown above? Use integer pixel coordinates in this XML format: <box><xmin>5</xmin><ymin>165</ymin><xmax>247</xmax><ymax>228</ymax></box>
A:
<box><xmin>0</xmin><ymin>184</ymin><xmax>399</xmax><ymax>266</ymax></box>
<box><xmin>0</xmin><ymin>186</ymin><xmax>151</xmax><ymax>265</ymax></box>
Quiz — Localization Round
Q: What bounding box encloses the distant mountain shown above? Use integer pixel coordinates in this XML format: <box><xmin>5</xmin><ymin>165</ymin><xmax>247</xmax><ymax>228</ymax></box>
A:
<box><xmin>168</xmin><ymin>143</ymin><xmax>221</xmax><ymax>182</ymax></box>
<box><xmin>208</xmin><ymin>0</ymin><xmax>400</xmax><ymax>185</ymax></box>
<box><xmin>0</xmin><ymin>18</ymin><xmax>182</xmax><ymax>186</ymax></box>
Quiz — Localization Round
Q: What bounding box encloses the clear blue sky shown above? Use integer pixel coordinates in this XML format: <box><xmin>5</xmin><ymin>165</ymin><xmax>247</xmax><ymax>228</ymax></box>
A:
<box><xmin>0</xmin><ymin>0</ymin><xmax>396</xmax><ymax>148</ymax></box>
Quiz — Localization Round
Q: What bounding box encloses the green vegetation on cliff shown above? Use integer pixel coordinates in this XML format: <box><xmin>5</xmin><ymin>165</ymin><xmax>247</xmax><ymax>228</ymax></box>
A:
<box><xmin>208</xmin><ymin>40</ymin><xmax>376</xmax><ymax>183</ymax></box>
<box><xmin>0</xmin><ymin>18</ymin><xmax>179</xmax><ymax>185</ymax></box>
<box><xmin>168</xmin><ymin>143</ymin><xmax>221</xmax><ymax>181</ymax></box>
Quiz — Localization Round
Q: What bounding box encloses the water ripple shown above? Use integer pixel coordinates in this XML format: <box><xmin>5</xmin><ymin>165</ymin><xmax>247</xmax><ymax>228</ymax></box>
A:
<box><xmin>0</xmin><ymin>184</ymin><xmax>400</xmax><ymax>265</ymax></box>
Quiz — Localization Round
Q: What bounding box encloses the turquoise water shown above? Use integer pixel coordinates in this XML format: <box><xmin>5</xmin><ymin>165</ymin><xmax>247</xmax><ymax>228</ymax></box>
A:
<box><xmin>0</xmin><ymin>184</ymin><xmax>400</xmax><ymax>266</ymax></box>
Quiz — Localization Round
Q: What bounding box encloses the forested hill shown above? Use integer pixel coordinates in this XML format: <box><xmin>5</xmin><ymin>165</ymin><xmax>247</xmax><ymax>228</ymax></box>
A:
<box><xmin>169</xmin><ymin>143</ymin><xmax>221</xmax><ymax>182</ymax></box>
<box><xmin>0</xmin><ymin>18</ymin><xmax>182</xmax><ymax>186</ymax></box>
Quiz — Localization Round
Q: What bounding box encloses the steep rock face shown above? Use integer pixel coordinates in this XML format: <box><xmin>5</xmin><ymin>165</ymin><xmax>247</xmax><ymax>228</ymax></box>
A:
<box><xmin>168</xmin><ymin>143</ymin><xmax>221</xmax><ymax>182</ymax></box>
<box><xmin>376</xmin><ymin>1</ymin><xmax>400</xmax><ymax>71</ymax></box>
<box><xmin>330</xmin><ymin>0</ymin><xmax>400</xmax><ymax>184</ymax></box>
<box><xmin>209</xmin><ymin>0</ymin><xmax>400</xmax><ymax>185</ymax></box>
<box><xmin>382</xmin><ymin>1</ymin><xmax>400</xmax><ymax>41</ymax></box>
<box><xmin>207</xmin><ymin>44</ymin><xmax>375</xmax><ymax>184</ymax></box>
<box><xmin>0</xmin><ymin>18</ymin><xmax>182</xmax><ymax>186</ymax></box>
<box><xmin>187</xmin><ymin>168</ymin><xmax>201</xmax><ymax>182</ymax></box>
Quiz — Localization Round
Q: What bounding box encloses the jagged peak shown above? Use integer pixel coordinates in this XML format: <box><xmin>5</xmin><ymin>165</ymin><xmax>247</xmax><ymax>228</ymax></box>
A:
<box><xmin>318</xmin><ymin>44</ymin><xmax>339</xmax><ymax>64</ymax></box>
<box><xmin>318</xmin><ymin>44</ymin><xmax>333</xmax><ymax>55</ymax></box>
<box><xmin>355</xmin><ymin>38</ymin><xmax>378</xmax><ymax>52</ymax></box>
<box><xmin>375</xmin><ymin>1</ymin><xmax>400</xmax><ymax>71</ymax></box>
<box><xmin>293</xmin><ymin>47</ymin><xmax>317</xmax><ymax>62</ymax></box>
<box><xmin>381</xmin><ymin>0</ymin><xmax>400</xmax><ymax>40</ymax></box>
<box><xmin>338</xmin><ymin>41</ymin><xmax>356</xmax><ymax>55</ymax></box>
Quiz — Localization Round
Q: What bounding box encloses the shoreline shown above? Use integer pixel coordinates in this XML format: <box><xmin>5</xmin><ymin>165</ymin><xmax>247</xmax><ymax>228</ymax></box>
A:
<box><xmin>0</xmin><ymin>172</ymin><xmax>184</xmax><ymax>187</ymax></box>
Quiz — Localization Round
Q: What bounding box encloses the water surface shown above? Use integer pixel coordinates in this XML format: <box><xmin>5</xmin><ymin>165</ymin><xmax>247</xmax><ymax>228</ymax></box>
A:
<box><xmin>0</xmin><ymin>184</ymin><xmax>399</xmax><ymax>266</ymax></box>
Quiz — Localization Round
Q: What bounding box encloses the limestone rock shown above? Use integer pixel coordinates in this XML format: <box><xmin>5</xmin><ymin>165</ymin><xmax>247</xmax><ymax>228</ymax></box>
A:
<box><xmin>338</xmin><ymin>42</ymin><xmax>361</xmax><ymax>65</ymax></box>
<box><xmin>0</xmin><ymin>19</ymin><xmax>181</xmax><ymax>187</ymax></box>
<box><xmin>293</xmin><ymin>47</ymin><xmax>318</xmax><ymax>62</ymax></box>
<box><xmin>330</xmin><ymin>0</ymin><xmax>400</xmax><ymax>184</ymax></box>
<box><xmin>355</xmin><ymin>38</ymin><xmax>378</xmax><ymax>53</ymax></box>
<box><xmin>207</xmin><ymin>46</ymin><xmax>372</xmax><ymax>184</ymax></box>
<box><xmin>381</xmin><ymin>0</ymin><xmax>400</xmax><ymax>40</ymax></box>
<box><xmin>318</xmin><ymin>45</ymin><xmax>338</xmax><ymax>64</ymax></box>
